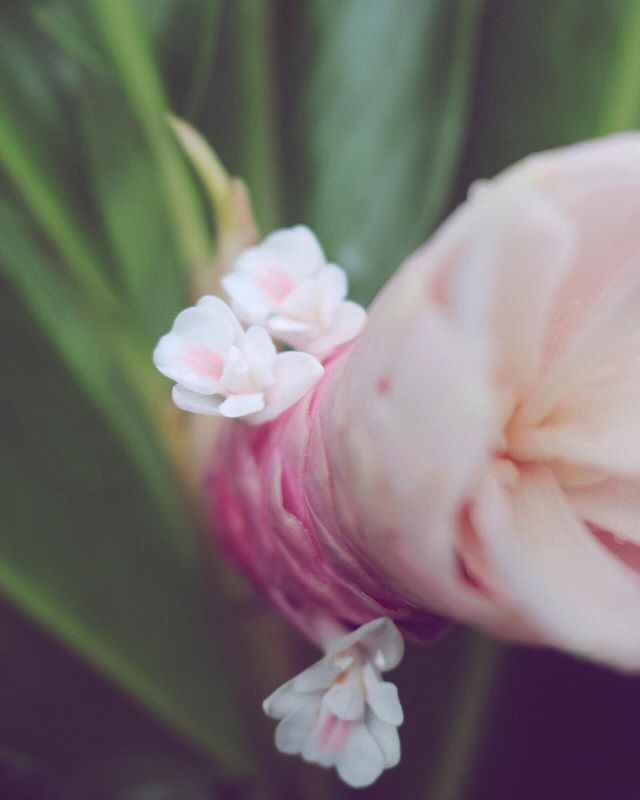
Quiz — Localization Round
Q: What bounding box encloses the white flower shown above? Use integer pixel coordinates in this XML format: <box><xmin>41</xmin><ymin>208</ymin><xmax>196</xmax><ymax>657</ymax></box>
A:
<box><xmin>263</xmin><ymin>618</ymin><xmax>404</xmax><ymax>788</ymax></box>
<box><xmin>221</xmin><ymin>225</ymin><xmax>367</xmax><ymax>360</ymax></box>
<box><xmin>153</xmin><ymin>296</ymin><xmax>323</xmax><ymax>424</ymax></box>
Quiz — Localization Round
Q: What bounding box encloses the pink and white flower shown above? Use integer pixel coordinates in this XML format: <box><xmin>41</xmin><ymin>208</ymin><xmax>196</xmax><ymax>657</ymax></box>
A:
<box><xmin>221</xmin><ymin>225</ymin><xmax>366</xmax><ymax>359</ymax></box>
<box><xmin>153</xmin><ymin>295</ymin><xmax>323</xmax><ymax>424</ymax></box>
<box><xmin>209</xmin><ymin>134</ymin><xmax>640</xmax><ymax>672</ymax></box>
<box><xmin>263</xmin><ymin>617</ymin><xmax>404</xmax><ymax>788</ymax></box>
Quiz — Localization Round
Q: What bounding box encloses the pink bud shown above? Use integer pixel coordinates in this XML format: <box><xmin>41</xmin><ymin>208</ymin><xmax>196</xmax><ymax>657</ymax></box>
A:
<box><xmin>207</xmin><ymin>134</ymin><xmax>640</xmax><ymax>670</ymax></box>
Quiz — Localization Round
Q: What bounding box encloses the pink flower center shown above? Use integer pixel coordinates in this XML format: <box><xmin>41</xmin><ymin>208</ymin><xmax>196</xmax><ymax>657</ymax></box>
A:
<box><xmin>182</xmin><ymin>345</ymin><xmax>224</xmax><ymax>382</ymax></box>
<box><xmin>317</xmin><ymin>713</ymin><xmax>350</xmax><ymax>754</ymax></box>
<box><xmin>257</xmin><ymin>264</ymin><xmax>295</xmax><ymax>302</ymax></box>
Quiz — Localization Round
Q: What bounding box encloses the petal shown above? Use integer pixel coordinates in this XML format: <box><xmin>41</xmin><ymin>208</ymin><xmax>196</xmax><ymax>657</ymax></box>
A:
<box><xmin>567</xmin><ymin>477</ymin><xmax>640</xmax><ymax>546</ymax></box>
<box><xmin>365</xmin><ymin>710</ymin><xmax>401</xmax><ymax>768</ymax></box>
<box><xmin>268</xmin><ymin>315</ymin><xmax>315</xmax><ymax>334</ymax></box>
<box><xmin>317</xmin><ymin>264</ymin><xmax>348</xmax><ymax>321</ymax></box>
<box><xmin>484</xmin><ymin>464</ymin><xmax>640</xmax><ymax>670</ymax></box>
<box><xmin>327</xmin><ymin>618</ymin><xmax>404</xmax><ymax>672</ymax></box>
<box><xmin>301</xmin><ymin>710</ymin><xmax>351</xmax><ymax>768</ymax></box>
<box><xmin>153</xmin><ymin>297</ymin><xmax>242</xmax><ymax>393</ymax></box>
<box><xmin>466</xmin><ymin>182</ymin><xmax>575</xmax><ymax>392</ymax></box>
<box><xmin>275</xmin><ymin>702</ymin><xmax>320</xmax><ymax>755</ymax></box>
<box><xmin>335</xmin><ymin>721</ymin><xmax>385</xmax><ymax>788</ymax></box>
<box><xmin>362</xmin><ymin>662</ymin><xmax>403</xmax><ymax>726</ymax></box>
<box><xmin>244</xmin><ymin>325</ymin><xmax>277</xmax><ymax>372</ymax></box>
<box><xmin>306</xmin><ymin>301</ymin><xmax>367</xmax><ymax>359</ymax></box>
<box><xmin>322</xmin><ymin>669</ymin><xmax>365</xmax><ymax>721</ymax></box>
<box><xmin>263</xmin><ymin>680</ymin><xmax>311</xmax><ymax>719</ymax></box>
<box><xmin>247</xmin><ymin>352</ymin><xmax>324</xmax><ymax>425</ymax></box>
<box><xmin>292</xmin><ymin>657</ymin><xmax>341</xmax><ymax>692</ymax></box>
<box><xmin>217</xmin><ymin>393</ymin><xmax>265</xmax><ymax>418</ymax></box>
<box><xmin>257</xmin><ymin>225</ymin><xmax>325</xmax><ymax>281</ymax></box>
<box><xmin>530</xmin><ymin>133</ymin><xmax>640</xmax><ymax>368</ymax></box>
<box><xmin>171</xmin><ymin>385</ymin><xmax>222</xmax><ymax>416</ymax></box>
<box><xmin>222</xmin><ymin>272</ymin><xmax>273</xmax><ymax>324</ymax></box>
<box><xmin>278</xmin><ymin>278</ymin><xmax>322</xmax><ymax>323</ymax></box>
<box><xmin>511</xmin><ymin>339</ymin><xmax>640</xmax><ymax>478</ymax></box>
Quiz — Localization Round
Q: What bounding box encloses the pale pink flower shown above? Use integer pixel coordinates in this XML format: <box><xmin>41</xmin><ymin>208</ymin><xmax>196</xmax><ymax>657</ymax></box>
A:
<box><xmin>263</xmin><ymin>617</ymin><xmax>404</xmax><ymax>788</ymax></box>
<box><xmin>208</xmin><ymin>134</ymin><xmax>640</xmax><ymax>673</ymax></box>
<box><xmin>153</xmin><ymin>296</ymin><xmax>323</xmax><ymax>424</ymax></box>
<box><xmin>222</xmin><ymin>225</ymin><xmax>366</xmax><ymax>359</ymax></box>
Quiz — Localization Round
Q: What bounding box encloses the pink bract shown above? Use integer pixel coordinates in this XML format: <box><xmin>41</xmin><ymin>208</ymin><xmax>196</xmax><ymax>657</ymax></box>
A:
<box><xmin>207</xmin><ymin>134</ymin><xmax>640</xmax><ymax>670</ymax></box>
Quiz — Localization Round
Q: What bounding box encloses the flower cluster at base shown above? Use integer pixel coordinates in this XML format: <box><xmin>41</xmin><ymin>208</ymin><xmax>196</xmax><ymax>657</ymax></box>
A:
<box><xmin>153</xmin><ymin>226</ymin><xmax>366</xmax><ymax>423</ymax></box>
<box><xmin>263</xmin><ymin>618</ymin><xmax>404</xmax><ymax>788</ymax></box>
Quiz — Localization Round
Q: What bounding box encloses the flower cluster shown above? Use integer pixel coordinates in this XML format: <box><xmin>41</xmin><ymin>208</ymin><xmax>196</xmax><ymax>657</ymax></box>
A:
<box><xmin>263</xmin><ymin>618</ymin><xmax>404</xmax><ymax>788</ymax></box>
<box><xmin>153</xmin><ymin>226</ymin><xmax>366</xmax><ymax>423</ymax></box>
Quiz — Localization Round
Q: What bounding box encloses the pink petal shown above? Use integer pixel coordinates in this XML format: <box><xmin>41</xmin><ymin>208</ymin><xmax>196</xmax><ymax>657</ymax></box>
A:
<box><xmin>484</xmin><ymin>464</ymin><xmax>640</xmax><ymax>670</ymax></box>
<box><xmin>567</xmin><ymin>477</ymin><xmax>640</xmax><ymax>547</ymax></box>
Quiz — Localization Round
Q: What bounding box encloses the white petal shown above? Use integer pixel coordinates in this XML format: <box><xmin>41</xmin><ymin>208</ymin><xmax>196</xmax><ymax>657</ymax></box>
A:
<box><xmin>275</xmin><ymin>702</ymin><xmax>320</xmax><ymax>755</ymax></box>
<box><xmin>218</xmin><ymin>345</ymin><xmax>251</xmax><ymax>393</ymax></box>
<box><xmin>171</xmin><ymin>385</ymin><xmax>222</xmax><ymax>416</ymax></box>
<box><xmin>362</xmin><ymin>662</ymin><xmax>403</xmax><ymax>726</ymax></box>
<box><xmin>335</xmin><ymin>721</ymin><xmax>385</xmax><ymax>788</ymax></box>
<box><xmin>268</xmin><ymin>315</ymin><xmax>315</xmax><ymax>334</ymax></box>
<box><xmin>278</xmin><ymin>278</ymin><xmax>321</xmax><ymax>322</ymax></box>
<box><xmin>218</xmin><ymin>393</ymin><xmax>265</xmax><ymax>418</ymax></box>
<box><xmin>153</xmin><ymin>331</ymin><xmax>219</xmax><ymax>393</ymax></box>
<box><xmin>256</xmin><ymin>225</ymin><xmax>325</xmax><ymax>282</ymax></box>
<box><xmin>366</xmin><ymin>711</ymin><xmax>401</xmax><ymax>768</ymax></box>
<box><xmin>317</xmin><ymin>264</ymin><xmax>348</xmax><ymax>322</ymax></box>
<box><xmin>153</xmin><ymin>298</ymin><xmax>242</xmax><ymax>393</ymax></box>
<box><xmin>323</xmin><ymin>670</ymin><xmax>366</xmax><ymax>721</ymax></box>
<box><xmin>326</xmin><ymin>618</ymin><xmax>404</xmax><ymax>672</ymax></box>
<box><xmin>301</xmin><ymin>709</ymin><xmax>351</xmax><ymax>768</ymax></box>
<box><xmin>263</xmin><ymin>680</ymin><xmax>312</xmax><ymax>719</ymax></box>
<box><xmin>244</xmin><ymin>325</ymin><xmax>277</xmax><ymax>372</ymax></box>
<box><xmin>292</xmin><ymin>657</ymin><xmax>341</xmax><ymax>693</ymax></box>
<box><xmin>222</xmin><ymin>272</ymin><xmax>273</xmax><ymax>324</ymax></box>
<box><xmin>306</xmin><ymin>300</ymin><xmax>367</xmax><ymax>359</ymax></box>
<box><xmin>247</xmin><ymin>351</ymin><xmax>324</xmax><ymax>424</ymax></box>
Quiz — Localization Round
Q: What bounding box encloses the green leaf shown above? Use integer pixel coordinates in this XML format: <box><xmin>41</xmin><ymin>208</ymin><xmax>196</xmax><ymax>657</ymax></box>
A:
<box><xmin>301</xmin><ymin>0</ymin><xmax>485</xmax><ymax>303</ymax></box>
<box><xmin>460</xmin><ymin>0</ymin><xmax>640</xmax><ymax>182</ymax></box>
<box><xmin>0</xmin><ymin>16</ymin><xmax>117</xmax><ymax>316</ymax></box>
<box><xmin>77</xmin><ymin>84</ymin><xmax>188</xmax><ymax>339</ymax></box>
<box><xmin>0</xmin><ymin>203</ymin><xmax>253</xmax><ymax>774</ymax></box>
<box><xmin>87</xmin><ymin>0</ymin><xmax>212</xmax><ymax>270</ymax></box>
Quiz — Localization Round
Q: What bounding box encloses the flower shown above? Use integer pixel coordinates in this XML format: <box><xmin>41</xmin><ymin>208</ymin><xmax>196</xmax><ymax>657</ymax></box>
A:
<box><xmin>221</xmin><ymin>225</ymin><xmax>366</xmax><ymax>359</ymax></box>
<box><xmin>263</xmin><ymin>618</ymin><xmax>404</xmax><ymax>788</ymax></box>
<box><xmin>208</xmin><ymin>134</ymin><xmax>640</xmax><ymax>673</ymax></box>
<box><xmin>153</xmin><ymin>295</ymin><xmax>323</xmax><ymax>424</ymax></box>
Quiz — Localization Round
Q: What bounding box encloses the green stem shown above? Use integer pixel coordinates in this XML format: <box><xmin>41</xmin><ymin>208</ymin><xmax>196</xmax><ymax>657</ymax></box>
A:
<box><xmin>600</xmin><ymin>0</ymin><xmax>640</xmax><ymax>132</ymax></box>
<box><xmin>234</xmin><ymin>0</ymin><xmax>283</xmax><ymax>232</ymax></box>
<box><xmin>426</xmin><ymin>634</ymin><xmax>502</xmax><ymax>800</ymax></box>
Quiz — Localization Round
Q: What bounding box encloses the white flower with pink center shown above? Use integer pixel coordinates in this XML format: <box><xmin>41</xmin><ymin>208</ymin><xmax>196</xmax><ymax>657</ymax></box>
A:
<box><xmin>263</xmin><ymin>617</ymin><xmax>404</xmax><ymax>788</ymax></box>
<box><xmin>153</xmin><ymin>295</ymin><xmax>323</xmax><ymax>424</ymax></box>
<box><xmin>221</xmin><ymin>225</ymin><xmax>367</xmax><ymax>360</ymax></box>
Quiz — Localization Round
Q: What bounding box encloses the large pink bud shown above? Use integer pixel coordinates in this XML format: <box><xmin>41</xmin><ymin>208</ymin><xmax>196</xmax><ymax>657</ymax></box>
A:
<box><xmin>208</xmin><ymin>134</ymin><xmax>640</xmax><ymax>671</ymax></box>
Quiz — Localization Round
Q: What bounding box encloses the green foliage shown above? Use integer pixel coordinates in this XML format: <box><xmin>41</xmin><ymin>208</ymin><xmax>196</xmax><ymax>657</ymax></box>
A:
<box><xmin>301</xmin><ymin>0</ymin><xmax>485</xmax><ymax>304</ymax></box>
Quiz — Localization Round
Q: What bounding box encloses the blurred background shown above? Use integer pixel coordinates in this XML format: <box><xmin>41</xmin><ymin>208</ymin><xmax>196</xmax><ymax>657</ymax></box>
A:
<box><xmin>2</xmin><ymin>1</ymin><xmax>640</xmax><ymax>798</ymax></box>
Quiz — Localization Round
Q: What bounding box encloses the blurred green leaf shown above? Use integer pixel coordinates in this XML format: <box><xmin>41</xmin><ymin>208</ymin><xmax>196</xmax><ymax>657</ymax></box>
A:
<box><xmin>0</xmin><ymin>19</ymin><xmax>117</xmax><ymax>315</ymax></box>
<box><xmin>0</xmin><ymin>275</ymin><xmax>252</xmax><ymax>775</ymax></box>
<box><xmin>77</xmin><ymin>85</ymin><xmax>187</xmax><ymax>339</ymax></box>
<box><xmin>0</xmin><ymin>599</ymin><xmax>209</xmax><ymax>791</ymax></box>
<box><xmin>302</xmin><ymin>0</ymin><xmax>485</xmax><ymax>303</ymax></box>
<box><xmin>460</xmin><ymin>0</ymin><xmax>640</xmax><ymax>182</ymax></box>
<box><xmin>87</xmin><ymin>0</ymin><xmax>212</xmax><ymax>270</ymax></box>
<box><xmin>0</xmin><ymin>2</ymin><xmax>253</xmax><ymax>776</ymax></box>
